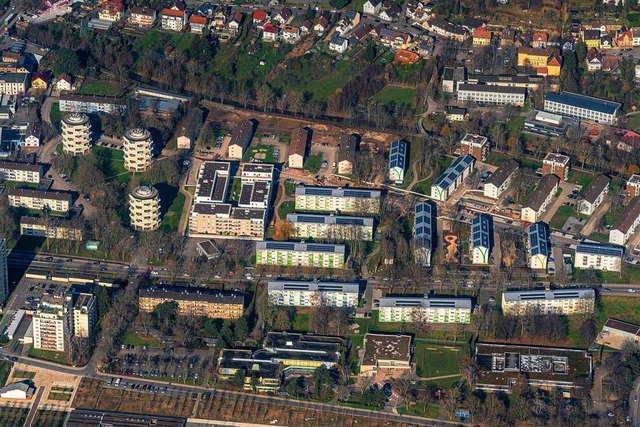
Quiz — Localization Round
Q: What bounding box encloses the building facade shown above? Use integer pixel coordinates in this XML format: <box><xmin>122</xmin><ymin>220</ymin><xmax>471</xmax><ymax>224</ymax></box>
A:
<box><xmin>123</xmin><ymin>128</ymin><xmax>153</xmax><ymax>172</ymax></box>
<box><xmin>0</xmin><ymin>161</ymin><xmax>42</xmax><ymax>183</ymax></box>
<box><xmin>129</xmin><ymin>185</ymin><xmax>161</xmax><ymax>232</ymax></box>
<box><xmin>542</xmin><ymin>153</ymin><xmax>570</xmax><ymax>181</ymax></box>
<box><xmin>484</xmin><ymin>159</ymin><xmax>518</xmax><ymax>199</ymax></box>
<box><xmin>8</xmin><ymin>189</ymin><xmax>72</xmax><ymax>213</ymax></box>
<box><xmin>528</xmin><ymin>222</ymin><xmax>550</xmax><ymax>270</ymax></box>
<box><xmin>378</xmin><ymin>296</ymin><xmax>472</xmax><ymax>323</ymax></box>
<box><xmin>471</xmin><ymin>214</ymin><xmax>493</xmax><ymax>265</ymax></box>
<box><xmin>388</xmin><ymin>139</ymin><xmax>408</xmax><ymax>184</ymax></box>
<box><xmin>502</xmin><ymin>288</ymin><xmax>596</xmax><ymax>316</ymax></box>
<box><xmin>267</xmin><ymin>281</ymin><xmax>359</xmax><ymax>308</ymax></box>
<box><xmin>460</xmin><ymin>133</ymin><xmax>489</xmax><ymax>161</ymax></box>
<box><xmin>286</xmin><ymin>213</ymin><xmax>374</xmax><ymax>241</ymax></box>
<box><xmin>139</xmin><ymin>287</ymin><xmax>244</xmax><ymax>319</ymax></box>
<box><xmin>457</xmin><ymin>84</ymin><xmax>526</xmax><ymax>106</ymax></box>
<box><xmin>578</xmin><ymin>174</ymin><xmax>610</xmax><ymax>215</ymax></box>
<box><xmin>33</xmin><ymin>295</ymin><xmax>71</xmax><ymax>352</ymax></box>
<box><xmin>20</xmin><ymin>216</ymin><xmax>83</xmax><ymax>240</ymax></box>
<box><xmin>228</xmin><ymin>120</ymin><xmax>255</xmax><ymax>159</ymax></box>
<box><xmin>431</xmin><ymin>154</ymin><xmax>475</xmax><ymax>201</ymax></box>
<box><xmin>294</xmin><ymin>186</ymin><xmax>381</xmax><ymax>214</ymax></box>
<box><xmin>256</xmin><ymin>241</ymin><xmax>346</xmax><ymax>268</ymax></box>
<box><xmin>0</xmin><ymin>239</ymin><xmax>7</xmax><ymax>304</ymax></box>
<box><xmin>59</xmin><ymin>94</ymin><xmax>127</xmax><ymax>115</ymax></box>
<box><xmin>610</xmin><ymin>196</ymin><xmax>640</xmax><ymax>245</ymax></box>
<box><xmin>575</xmin><ymin>242</ymin><xmax>623</xmax><ymax>272</ymax></box>
<box><xmin>520</xmin><ymin>174</ymin><xmax>559</xmax><ymax>223</ymax></box>
<box><xmin>544</xmin><ymin>92</ymin><xmax>621</xmax><ymax>125</ymax></box>
<box><xmin>61</xmin><ymin>113</ymin><xmax>91</xmax><ymax>156</ymax></box>
<box><xmin>0</xmin><ymin>73</ymin><xmax>28</xmax><ymax>95</ymax></box>
<box><xmin>70</xmin><ymin>291</ymin><xmax>97</xmax><ymax>339</ymax></box>
<box><xmin>627</xmin><ymin>174</ymin><xmax>640</xmax><ymax>199</ymax></box>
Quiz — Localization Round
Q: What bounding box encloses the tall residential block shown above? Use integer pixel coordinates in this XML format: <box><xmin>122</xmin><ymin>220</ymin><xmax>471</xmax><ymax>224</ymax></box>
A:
<box><xmin>129</xmin><ymin>185</ymin><xmax>161</xmax><ymax>231</ymax></box>
<box><xmin>61</xmin><ymin>113</ymin><xmax>91</xmax><ymax>156</ymax></box>
<box><xmin>0</xmin><ymin>239</ymin><xmax>7</xmax><ymax>305</ymax></box>
<box><xmin>123</xmin><ymin>128</ymin><xmax>153</xmax><ymax>172</ymax></box>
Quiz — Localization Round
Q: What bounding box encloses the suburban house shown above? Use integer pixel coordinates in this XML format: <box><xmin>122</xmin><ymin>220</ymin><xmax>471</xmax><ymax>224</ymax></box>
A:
<box><xmin>532</xmin><ymin>32</ymin><xmax>548</xmax><ymax>48</ymax></box>
<box><xmin>128</xmin><ymin>6</ymin><xmax>156</xmax><ymax>27</ymax></box>
<box><xmin>329</xmin><ymin>36</ymin><xmax>349</xmax><ymax>54</ymax></box>
<box><xmin>228</xmin><ymin>12</ymin><xmax>244</xmax><ymax>33</ymax></box>
<box><xmin>483</xmin><ymin>159</ymin><xmax>518</xmax><ymax>199</ymax></box>
<box><xmin>583</xmin><ymin>29</ymin><xmax>601</xmax><ymax>49</ymax></box>
<box><xmin>379</xmin><ymin>3</ymin><xmax>402</xmax><ymax>21</ymax></box>
<box><xmin>288</xmin><ymin>127</ymin><xmax>309</xmax><ymax>169</ymax></box>
<box><xmin>337</xmin><ymin>133</ymin><xmax>358</xmax><ymax>175</ymax></box>
<box><xmin>586</xmin><ymin>48</ymin><xmax>603</xmax><ymax>72</ymax></box>
<box><xmin>252</xmin><ymin>10</ymin><xmax>268</xmax><ymax>28</ymax></box>
<box><xmin>189</xmin><ymin>14</ymin><xmax>208</xmax><ymax>34</ymax></box>
<box><xmin>472</xmin><ymin>27</ymin><xmax>492</xmax><ymax>46</ymax></box>
<box><xmin>363</xmin><ymin>0</ymin><xmax>383</xmax><ymax>15</ymax></box>
<box><xmin>578</xmin><ymin>174</ymin><xmax>610</xmax><ymax>216</ymax></box>
<box><xmin>273</xmin><ymin>7</ymin><xmax>293</xmax><ymax>24</ymax></box>
<box><xmin>520</xmin><ymin>174</ymin><xmax>559</xmax><ymax>223</ymax></box>
<box><xmin>99</xmin><ymin>0</ymin><xmax>123</xmax><ymax>21</ymax></box>
<box><xmin>314</xmin><ymin>16</ymin><xmax>330</xmax><ymax>33</ymax></box>
<box><xmin>31</xmin><ymin>73</ymin><xmax>49</xmax><ymax>90</ymax></box>
<box><xmin>161</xmin><ymin>6</ymin><xmax>187</xmax><ymax>32</ymax></box>
<box><xmin>282</xmin><ymin>26</ymin><xmax>300</xmax><ymax>43</ymax></box>
<box><xmin>617</xmin><ymin>30</ymin><xmax>633</xmax><ymax>48</ymax></box>
<box><xmin>262</xmin><ymin>23</ymin><xmax>279</xmax><ymax>41</ymax></box>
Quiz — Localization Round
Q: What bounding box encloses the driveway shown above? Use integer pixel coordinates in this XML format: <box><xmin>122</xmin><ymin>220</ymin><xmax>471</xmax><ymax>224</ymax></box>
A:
<box><xmin>540</xmin><ymin>181</ymin><xmax>574</xmax><ymax>224</ymax></box>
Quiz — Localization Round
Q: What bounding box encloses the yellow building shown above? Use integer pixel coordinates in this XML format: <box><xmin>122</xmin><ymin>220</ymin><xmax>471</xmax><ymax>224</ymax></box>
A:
<box><xmin>502</xmin><ymin>289</ymin><xmax>595</xmax><ymax>316</ymax></box>
<box><xmin>138</xmin><ymin>287</ymin><xmax>244</xmax><ymax>319</ymax></box>
<box><xmin>516</xmin><ymin>47</ymin><xmax>561</xmax><ymax>76</ymax></box>
<box><xmin>583</xmin><ymin>29</ymin><xmax>601</xmax><ymax>49</ymax></box>
<box><xmin>31</xmin><ymin>74</ymin><xmax>48</xmax><ymax>90</ymax></box>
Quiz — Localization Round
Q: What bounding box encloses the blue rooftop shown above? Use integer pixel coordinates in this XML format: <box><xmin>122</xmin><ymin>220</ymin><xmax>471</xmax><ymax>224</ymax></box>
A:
<box><xmin>528</xmin><ymin>222</ymin><xmax>550</xmax><ymax>257</ymax></box>
<box><xmin>545</xmin><ymin>92</ymin><xmax>621</xmax><ymax>115</ymax></box>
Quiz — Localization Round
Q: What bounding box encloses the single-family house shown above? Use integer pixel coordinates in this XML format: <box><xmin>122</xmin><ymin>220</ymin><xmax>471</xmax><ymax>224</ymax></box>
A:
<box><xmin>99</xmin><ymin>0</ymin><xmax>123</xmax><ymax>22</ymax></box>
<box><xmin>583</xmin><ymin>29</ymin><xmax>601</xmax><ymax>49</ymax></box>
<box><xmin>379</xmin><ymin>3</ymin><xmax>402</xmax><ymax>22</ymax></box>
<box><xmin>274</xmin><ymin>7</ymin><xmax>292</xmax><ymax>24</ymax></box>
<box><xmin>189</xmin><ymin>14</ymin><xmax>208</xmax><ymax>34</ymax></box>
<box><xmin>586</xmin><ymin>48</ymin><xmax>602</xmax><ymax>72</ymax></box>
<box><xmin>472</xmin><ymin>27</ymin><xmax>492</xmax><ymax>46</ymax></box>
<box><xmin>162</xmin><ymin>7</ymin><xmax>187</xmax><ymax>32</ymax></box>
<box><xmin>55</xmin><ymin>74</ymin><xmax>73</xmax><ymax>91</ymax></box>
<box><xmin>129</xmin><ymin>6</ymin><xmax>156</xmax><ymax>28</ymax></box>
<box><xmin>253</xmin><ymin>10</ymin><xmax>268</xmax><ymax>27</ymax></box>
<box><xmin>282</xmin><ymin>26</ymin><xmax>300</xmax><ymax>43</ymax></box>
<box><xmin>228</xmin><ymin>12</ymin><xmax>244</xmax><ymax>33</ymax></box>
<box><xmin>601</xmin><ymin>34</ymin><xmax>613</xmax><ymax>49</ymax></box>
<box><xmin>301</xmin><ymin>20</ymin><xmax>312</xmax><ymax>33</ymax></box>
<box><xmin>314</xmin><ymin>16</ymin><xmax>329</xmax><ymax>33</ymax></box>
<box><xmin>262</xmin><ymin>23</ymin><xmax>279</xmax><ymax>42</ymax></box>
<box><xmin>363</xmin><ymin>0</ymin><xmax>383</xmax><ymax>15</ymax></box>
<box><xmin>617</xmin><ymin>30</ymin><xmax>633</xmax><ymax>48</ymax></box>
<box><xmin>329</xmin><ymin>36</ymin><xmax>348</xmax><ymax>54</ymax></box>
<box><xmin>31</xmin><ymin>73</ymin><xmax>49</xmax><ymax>90</ymax></box>
<box><xmin>532</xmin><ymin>32</ymin><xmax>548</xmax><ymax>48</ymax></box>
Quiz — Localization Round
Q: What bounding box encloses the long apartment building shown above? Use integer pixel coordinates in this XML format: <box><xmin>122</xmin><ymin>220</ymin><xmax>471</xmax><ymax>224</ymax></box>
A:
<box><xmin>20</xmin><ymin>216</ymin><xmax>83</xmax><ymax>240</ymax></box>
<box><xmin>378</xmin><ymin>295</ymin><xmax>472</xmax><ymax>324</ymax></box>
<box><xmin>189</xmin><ymin>162</ymin><xmax>273</xmax><ymax>240</ymax></box>
<box><xmin>520</xmin><ymin>174</ymin><xmax>559</xmax><ymax>223</ymax></box>
<box><xmin>457</xmin><ymin>84</ymin><xmax>526</xmax><ymax>106</ymax></box>
<box><xmin>255</xmin><ymin>241</ymin><xmax>346</xmax><ymax>268</ymax></box>
<box><xmin>138</xmin><ymin>287</ymin><xmax>245</xmax><ymax>319</ymax></box>
<box><xmin>294</xmin><ymin>186</ymin><xmax>382</xmax><ymax>214</ymax></box>
<box><xmin>0</xmin><ymin>161</ymin><xmax>42</xmax><ymax>183</ymax></box>
<box><xmin>483</xmin><ymin>159</ymin><xmax>518</xmax><ymax>199</ymax></box>
<box><xmin>578</xmin><ymin>174</ymin><xmax>609</xmax><ymax>216</ymax></box>
<box><xmin>575</xmin><ymin>242</ymin><xmax>623</xmax><ymax>272</ymax></box>
<box><xmin>286</xmin><ymin>213</ymin><xmax>374</xmax><ymax>241</ymax></box>
<box><xmin>8</xmin><ymin>188</ymin><xmax>73</xmax><ymax>213</ymax></box>
<box><xmin>228</xmin><ymin>119</ymin><xmax>255</xmax><ymax>159</ymax></box>
<box><xmin>501</xmin><ymin>288</ymin><xmax>596</xmax><ymax>316</ymax></box>
<box><xmin>267</xmin><ymin>280</ymin><xmax>359</xmax><ymax>308</ymax></box>
<box><xmin>528</xmin><ymin>222</ymin><xmax>550</xmax><ymax>270</ymax></box>
<box><xmin>544</xmin><ymin>92</ymin><xmax>621</xmax><ymax>125</ymax></box>
<box><xmin>431</xmin><ymin>154</ymin><xmax>475</xmax><ymax>201</ymax></box>
<box><xmin>0</xmin><ymin>72</ymin><xmax>28</xmax><ymax>95</ymax></box>
<box><xmin>414</xmin><ymin>201</ymin><xmax>435</xmax><ymax>267</ymax></box>
<box><xmin>59</xmin><ymin>93</ymin><xmax>127</xmax><ymax>115</ymax></box>
<box><xmin>610</xmin><ymin>197</ymin><xmax>640</xmax><ymax>245</ymax></box>
<box><xmin>471</xmin><ymin>214</ymin><xmax>493</xmax><ymax>265</ymax></box>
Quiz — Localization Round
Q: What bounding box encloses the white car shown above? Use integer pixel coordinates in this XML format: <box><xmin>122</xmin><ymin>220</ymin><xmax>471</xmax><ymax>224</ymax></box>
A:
<box><xmin>150</xmin><ymin>271</ymin><xmax>159</xmax><ymax>276</ymax></box>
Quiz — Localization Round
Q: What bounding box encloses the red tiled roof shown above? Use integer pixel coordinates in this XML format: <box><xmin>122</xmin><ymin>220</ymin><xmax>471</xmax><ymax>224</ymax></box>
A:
<box><xmin>190</xmin><ymin>15</ymin><xmax>207</xmax><ymax>24</ymax></box>
<box><xmin>162</xmin><ymin>8</ymin><xmax>184</xmax><ymax>17</ymax></box>
<box><xmin>253</xmin><ymin>10</ymin><xmax>267</xmax><ymax>21</ymax></box>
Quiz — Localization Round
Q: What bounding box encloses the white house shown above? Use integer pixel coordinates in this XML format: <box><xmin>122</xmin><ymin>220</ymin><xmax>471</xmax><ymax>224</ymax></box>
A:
<box><xmin>0</xmin><ymin>381</ymin><xmax>35</xmax><ymax>399</ymax></box>
<box><xmin>471</xmin><ymin>214</ymin><xmax>492</xmax><ymax>265</ymax></box>
<box><xmin>610</xmin><ymin>196</ymin><xmax>640</xmax><ymax>245</ymax></box>
<box><xmin>528</xmin><ymin>222</ymin><xmax>550</xmax><ymax>270</ymax></box>
<box><xmin>578</xmin><ymin>174</ymin><xmax>609</xmax><ymax>215</ymax></box>
<box><xmin>55</xmin><ymin>74</ymin><xmax>73</xmax><ymax>91</ymax></box>
<box><xmin>388</xmin><ymin>140</ymin><xmax>407</xmax><ymax>185</ymax></box>
<box><xmin>363</xmin><ymin>0</ymin><xmax>383</xmax><ymax>15</ymax></box>
<box><xmin>483</xmin><ymin>159</ymin><xmax>518</xmax><ymax>199</ymax></box>
<box><xmin>329</xmin><ymin>36</ymin><xmax>348</xmax><ymax>54</ymax></box>
<box><xmin>575</xmin><ymin>242</ymin><xmax>623</xmax><ymax>272</ymax></box>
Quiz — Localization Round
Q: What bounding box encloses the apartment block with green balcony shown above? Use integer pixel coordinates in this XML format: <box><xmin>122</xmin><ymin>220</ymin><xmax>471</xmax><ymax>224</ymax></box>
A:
<box><xmin>378</xmin><ymin>296</ymin><xmax>472</xmax><ymax>324</ymax></box>
<box><xmin>255</xmin><ymin>241</ymin><xmax>346</xmax><ymax>268</ymax></box>
<box><xmin>294</xmin><ymin>186</ymin><xmax>382</xmax><ymax>214</ymax></box>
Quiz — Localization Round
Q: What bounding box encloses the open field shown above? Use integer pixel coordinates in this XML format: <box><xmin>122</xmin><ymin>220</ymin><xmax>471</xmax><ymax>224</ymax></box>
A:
<box><xmin>596</xmin><ymin>296</ymin><xmax>640</xmax><ymax>329</ymax></box>
<box><xmin>121</xmin><ymin>332</ymin><xmax>161</xmax><ymax>348</ymax></box>
<box><xmin>303</xmin><ymin>152</ymin><xmax>323</xmax><ymax>173</ymax></box>
<box><xmin>72</xmin><ymin>378</ymin><xmax>196</xmax><ymax>417</ymax></box>
<box><xmin>413</xmin><ymin>343</ymin><xmax>466</xmax><ymax>378</ymax></box>
<box><xmin>568</xmin><ymin>170</ymin><xmax>594</xmax><ymax>189</ymax></box>
<box><xmin>370</xmin><ymin>85</ymin><xmax>416</xmax><ymax>106</ymax></box>
<box><xmin>160</xmin><ymin>192</ymin><xmax>185</xmax><ymax>232</ymax></box>
<box><xmin>28</xmin><ymin>347</ymin><xmax>69</xmax><ymax>364</ymax></box>
<box><xmin>134</xmin><ymin>30</ymin><xmax>197</xmax><ymax>53</ymax></box>
<box><xmin>628</xmin><ymin>114</ymin><xmax>640</xmax><ymax>133</ymax></box>
<box><xmin>76</xmin><ymin>78</ymin><xmax>125</xmax><ymax>97</ymax></box>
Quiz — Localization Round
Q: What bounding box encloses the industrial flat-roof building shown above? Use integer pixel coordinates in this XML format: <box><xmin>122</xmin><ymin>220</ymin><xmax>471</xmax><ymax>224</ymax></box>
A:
<box><xmin>388</xmin><ymin>140</ymin><xmax>408</xmax><ymax>184</ymax></box>
<box><xmin>360</xmin><ymin>333</ymin><xmax>412</xmax><ymax>378</ymax></box>
<box><xmin>471</xmin><ymin>214</ymin><xmax>493</xmax><ymax>265</ymax></box>
<box><xmin>457</xmin><ymin>84</ymin><xmax>526</xmax><ymax>106</ymax></box>
<box><xmin>414</xmin><ymin>201</ymin><xmax>435</xmax><ymax>267</ymax></box>
<box><xmin>544</xmin><ymin>92</ymin><xmax>621</xmax><ymax>125</ymax></box>
<box><xmin>528</xmin><ymin>222</ymin><xmax>550</xmax><ymax>270</ymax></box>
<box><xmin>610</xmin><ymin>196</ymin><xmax>640</xmax><ymax>245</ymax></box>
<box><xmin>596</xmin><ymin>318</ymin><xmax>640</xmax><ymax>350</ymax></box>
<box><xmin>256</xmin><ymin>241</ymin><xmax>346</xmax><ymax>269</ymax></box>
<box><xmin>502</xmin><ymin>288</ymin><xmax>596</xmax><ymax>316</ymax></box>
<box><xmin>287</xmin><ymin>213</ymin><xmax>374</xmax><ymax>241</ymax></box>
<box><xmin>578</xmin><ymin>174</ymin><xmax>609</xmax><ymax>216</ymax></box>
<box><xmin>431</xmin><ymin>154</ymin><xmax>475</xmax><ymax>201</ymax></box>
<box><xmin>520</xmin><ymin>174</ymin><xmax>559</xmax><ymax>223</ymax></box>
<box><xmin>267</xmin><ymin>280</ymin><xmax>359</xmax><ymax>308</ymax></box>
<box><xmin>475</xmin><ymin>342</ymin><xmax>592</xmax><ymax>392</ymax></box>
<box><xmin>575</xmin><ymin>242</ymin><xmax>623</xmax><ymax>272</ymax></box>
<box><xmin>484</xmin><ymin>159</ymin><xmax>518</xmax><ymax>199</ymax></box>
<box><xmin>294</xmin><ymin>186</ymin><xmax>382</xmax><ymax>214</ymax></box>
<box><xmin>524</xmin><ymin>110</ymin><xmax>578</xmax><ymax>138</ymax></box>
<box><xmin>378</xmin><ymin>295</ymin><xmax>472</xmax><ymax>324</ymax></box>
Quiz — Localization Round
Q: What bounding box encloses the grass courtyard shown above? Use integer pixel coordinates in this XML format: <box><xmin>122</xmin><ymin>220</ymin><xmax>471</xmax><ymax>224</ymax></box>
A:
<box><xmin>370</xmin><ymin>85</ymin><xmax>416</xmax><ymax>106</ymax></box>
<box><xmin>597</xmin><ymin>297</ymin><xmax>640</xmax><ymax>329</ymax></box>
<box><xmin>76</xmin><ymin>78</ymin><xmax>125</xmax><ymax>97</ymax></box>
<box><xmin>413</xmin><ymin>342</ymin><xmax>467</xmax><ymax>378</ymax></box>
<box><xmin>121</xmin><ymin>332</ymin><xmax>161</xmax><ymax>348</ymax></box>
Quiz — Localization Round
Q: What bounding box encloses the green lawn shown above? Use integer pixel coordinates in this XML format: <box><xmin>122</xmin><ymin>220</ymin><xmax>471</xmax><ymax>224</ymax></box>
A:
<box><xmin>628</xmin><ymin>114</ymin><xmax>640</xmax><ymax>133</ymax></box>
<box><xmin>412</xmin><ymin>176</ymin><xmax>436</xmax><ymax>195</ymax></box>
<box><xmin>50</xmin><ymin>102</ymin><xmax>62</xmax><ymax>126</ymax></box>
<box><xmin>574</xmin><ymin>267</ymin><xmax>640</xmax><ymax>285</ymax></box>
<box><xmin>370</xmin><ymin>85</ymin><xmax>416</xmax><ymax>106</ymax></box>
<box><xmin>568</xmin><ymin>170</ymin><xmax>594</xmax><ymax>189</ymax></box>
<box><xmin>604</xmin><ymin>210</ymin><xmax>620</xmax><ymax>226</ymax></box>
<box><xmin>521</xmin><ymin>157</ymin><xmax>542</xmax><ymax>171</ymax></box>
<box><xmin>47</xmin><ymin>391</ymin><xmax>72</xmax><ymax>401</ymax></box>
<box><xmin>588</xmin><ymin>232</ymin><xmax>610</xmax><ymax>243</ymax></box>
<box><xmin>243</xmin><ymin>144</ymin><xmax>277</xmax><ymax>163</ymax></box>
<box><xmin>134</xmin><ymin>30</ymin><xmax>197</xmax><ymax>53</ymax></box>
<box><xmin>76</xmin><ymin>79</ymin><xmax>124</xmax><ymax>96</ymax></box>
<box><xmin>397</xmin><ymin>404</ymin><xmax>441</xmax><ymax>419</ymax></box>
<box><xmin>297</xmin><ymin>60</ymin><xmax>354</xmax><ymax>101</ymax></box>
<box><xmin>91</xmin><ymin>146</ymin><xmax>130</xmax><ymax>183</ymax></box>
<box><xmin>549</xmin><ymin>205</ymin><xmax>577</xmax><ymax>229</ymax></box>
<box><xmin>506</xmin><ymin>116</ymin><xmax>525</xmax><ymax>136</ymax></box>
<box><xmin>121</xmin><ymin>332</ymin><xmax>161</xmax><ymax>348</ymax></box>
<box><xmin>160</xmin><ymin>192</ymin><xmax>185</xmax><ymax>232</ymax></box>
<box><xmin>304</xmin><ymin>153</ymin><xmax>323</xmax><ymax>173</ymax></box>
<box><xmin>284</xmin><ymin>181</ymin><xmax>297</xmax><ymax>196</ymax></box>
<box><xmin>293</xmin><ymin>312</ymin><xmax>310</xmax><ymax>331</ymax></box>
<box><xmin>230</xmin><ymin>178</ymin><xmax>242</xmax><ymax>202</ymax></box>
<box><xmin>0</xmin><ymin>361</ymin><xmax>11</xmax><ymax>387</ymax></box>
<box><xmin>12</xmin><ymin>370</ymin><xmax>35</xmax><ymax>379</ymax></box>
<box><xmin>413</xmin><ymin>343</ymin><xmax>466</xmax><ymax>378</ymax></box>
<box><xmin>28</xmin><ymin>347</ymin><xmax>69</xmax><ymax>364</ymax></box>
<box><xmin>486</xmin><ymin>152</ymin><xmax>510</xmax><ymax>167</ymax></box>
<box><xmin>278</xmin><ymin>201</ymin><xmax>295</xmax><ymax>220</ymax></box>
<box><xmin>597</xmin><ymin>296</ymin><xmax>640</xmax><ymax>329</ymax></box>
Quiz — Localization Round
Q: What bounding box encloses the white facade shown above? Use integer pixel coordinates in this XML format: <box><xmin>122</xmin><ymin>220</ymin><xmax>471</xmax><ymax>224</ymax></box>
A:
<box><xmin>544</xmin><ymin>92</ymin><xmax>621</xmax><ymax>125</ymax></box>
<box><xmin>0</xmin><ymin>239</ymin><xmax>7</xmax><ymax>304</ymax></box>
<box><xmin>123</xmin><ymin>128</ymin><xmax>153</xmax><ymax>172</ymax></box>
<box><xmin>431</xmin><ymin>154</ymin><xmax>475</xmax><ymax>201</ymax></box>
<box><xmin>609</xmin><ymin>197</ymin><xmax>640</xmax><ymax>245</ymax></box>
<box><xmin>129</xmin><ymin>186</ymin><xmax>161</xmax><ymax>231</ymax></box>
<box><xmin>502</xmin><ymin>289</ymin><xmax>596</xmax><ymax>316</ymax></box>
<box><xmin>62</xmin><ymin>113</ymin><xmax>91</xmax><ymax>156</ymax></box>
<box><xmin>268</xmin><ymin>281</ymin><xmax>359</xmax><ymax>308</ymax></box>
<box><xmin>378</xmin><ymin>296</ymin><xmax>472</xmax><ymax>324</ymax></box>
<box><xmin>294</xmin><ymin>186</ymin><xmax>381</xmax><ymax>214</ymax></box>
<box><xmin>0</xmin><ymin>161</ymin><xmax>42</xmax><ymax>183</ymax></box>
<box><xmin>575</xmin><ymin>243</ymin><xmax>623</xmax><ymax>272</ymax></box>
<box><xmin>457</xmin><ymin>84</ymin><xmax>526</xmax><ymax>106</ymax></box>
<box><xmin>33</xmin><ymin>297</ymin><xmax>70</xmax><ymax>352</ymax></box>
<box><xmin>363</xmin><ymin>0</ymin><xmax>382</xmax><ymax>15</ymax></box>
<box><xmin>256</xmin><ymin>241</ymin><xmax>346</xmax><ymax>268</ymax></box>
<box><xmin>483</xmin><ymin>159</ymin><xmax>518</xmax><ymax>199</ymax></box>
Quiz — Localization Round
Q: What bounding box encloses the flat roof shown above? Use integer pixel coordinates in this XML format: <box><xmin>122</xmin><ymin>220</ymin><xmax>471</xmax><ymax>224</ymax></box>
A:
<box><xmin>545</xmin><ymin>91</ymin><xmax>621</xmax><ymax>115</ymax></box>
<box><xmin>485</xmin><ymin>159</ymin><xmax>518</xmax><ymax>188</ymax></box>
<box><xmin>267</xmin><ymin>281</ymin><xmax>359</xmax><ymax>293</ymax></box>
<box><xmin>612</xmin><ymin>196</ymin><xmax>640</xmax><ymax>234</ymax></box>
<box><xmin>461</xmin><ymin>133</ymin><xmax>488</xmax><ymax>146</ymax></box>
<box><xmin>576</xmin><ymin>242</ymin><xmax>624</xmax><ymax>256</ymax></box>
<box><xmin>59</xmin><ymin>93</ymin><xmax>127</xmax><ymax>105</ymax></box>
<box><xmin>195</xmin><ymin>161</ymin><xmax>230</xmax><ymax>202</ymax></box>
<box><xmin>295</xmin><ymin>186</ymin><xmax>382</xmax><ymax>199</ymax></box>
<box><xmin>604</xmin><ymin>318</ymin><xmax>640</xmax><ymax>336</ymax></box>
<box><xmin>241</xmin><ymin>163</ymin><xmax>274</xmax><ymax>176</ymax></box>
<box><xmin>287</xmin><ymin>213</ymin><xmax>374</xmax><ymax>227</ymax></box>
<box><xmin>543</xmin><ymin>152</ymin><xmax>570</xmax><ymax>165</ymax></box>
<box><xmin>458</xmin><ymin>84</ymin><xmax>527</xmax><ymax>95</ymax></box>
<box><xmin>256</xmin><ymin>241</ymin><xmax>346</xmax><ymax>254</ymax></box>
<box><xmin>231</xmin><ymin>208</ymin><xmax>265</xmax><ymax>220</ymax></box>
<box><xmin>139</xmin><ymin>287</ymin><xmax>245</xmax><ymax>305</ymax></box>
<box><xmin>378</xmin><ymin>295</ymin><xmax>472</xmax><ymax>309</ymax></box>
<box><xmin>581</xmin><ymin>174</ymin><xmax>610</xmax><ymax>204</ymax></box>
<box><xmin>502</xmin><ymin>288</ymin><xmax>595</xmax><ymax>302</ymax></box>
<box><xmin>628</xmin><ymin>174</ymin><xmax>640</xmax><ymax>186</ymax></box>
<box><xmin>362</xmin><ymin>333</ymin><xmax>412</xmax><ymax>365</ymax></box>
<box><xmin>66</xmin><ymin>409</ymin><xmax>186</xmax><ymax>427</ymax></box>
<box><xmin>523</xmin><ymin>174</ymin><xmax>559</xmax><ymax>211</ymax></box>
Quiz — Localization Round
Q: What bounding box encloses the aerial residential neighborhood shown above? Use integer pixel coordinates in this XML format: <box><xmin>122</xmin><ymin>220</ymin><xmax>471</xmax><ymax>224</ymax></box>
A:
<box><xmin>0</xmin><ymin>0</ymin><xmax>640</xmax><ymax>425</ymax></box>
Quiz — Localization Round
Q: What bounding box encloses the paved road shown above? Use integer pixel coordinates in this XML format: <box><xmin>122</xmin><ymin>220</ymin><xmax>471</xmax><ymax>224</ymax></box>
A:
<box><xmin>23</xmin><ymin>386</ymin><xmax>45</xmax><ymax>427</ymax></box>
<box><xmin>631</xmin><ymin>378</ymin><xmax>640</xmax><ymax>427</ymax></box>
